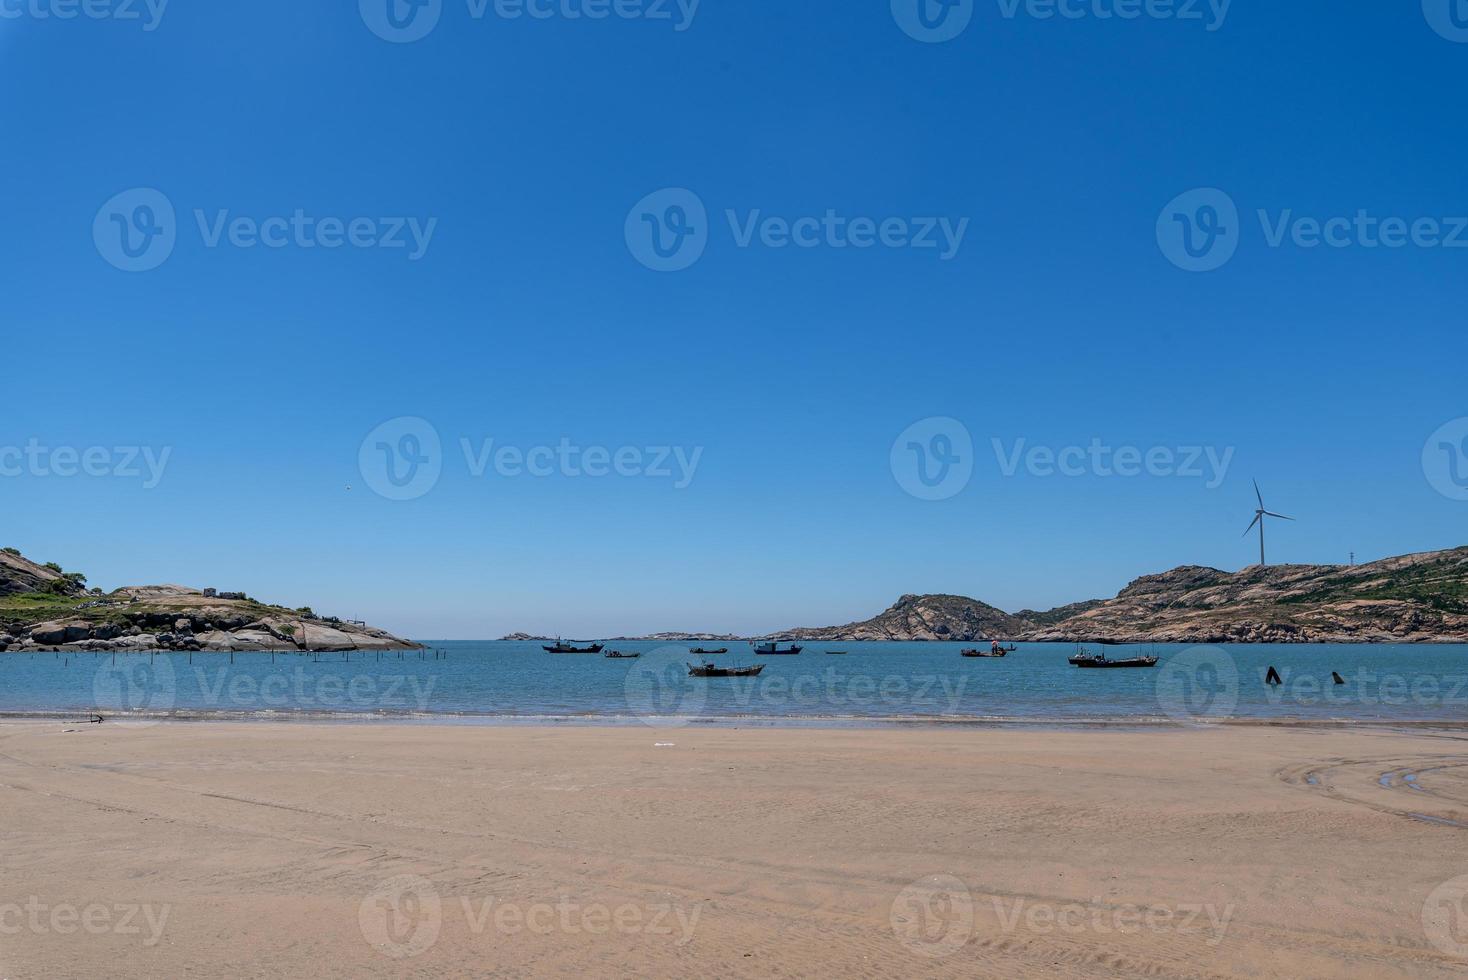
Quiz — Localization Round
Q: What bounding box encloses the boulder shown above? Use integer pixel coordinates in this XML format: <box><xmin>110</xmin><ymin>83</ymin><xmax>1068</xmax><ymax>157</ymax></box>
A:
<box><xmin>27</xmin><ymin>620</ymin><xmax>92</xmax><ymax>645</ymax></box>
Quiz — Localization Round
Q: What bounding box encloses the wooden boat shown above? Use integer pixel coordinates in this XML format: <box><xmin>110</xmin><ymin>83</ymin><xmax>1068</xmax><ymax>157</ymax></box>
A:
<box><xmin>604</xmin><ymin>651</ymin><xmax>640</xmax><ymax>659</ymax></box>
<box><xmin>1073</xmin><ymin>654</ymin><xmax>1158</xmax><ymax>669</ymax></box>
<box><xmin>688</xmin><ymin>661</ymin><xmax>765</xmax><ymax>678</ymax></box>
<box><xmin>543</xmin><ymin>639</ymin><xmax>604</xmax><ymax>654</ymax></box>
<box><xmin>753</xmin><ymin>642</ymin><xmax>802</xmax><ymax>655</ymax></box>
<box><xmin>1070</xmin><ymin>641</ymin><xmax>1156</xmax><ymax>669</ymax></box>
<box><xmin>961</xmin><ymin>649</ymin><xmax>1007</xmax><ymax>658</ymax></box>
<box><xmin>690</xmin><ymin>647</ymin><xmax>728</xmax><ymax>655</ymax></box>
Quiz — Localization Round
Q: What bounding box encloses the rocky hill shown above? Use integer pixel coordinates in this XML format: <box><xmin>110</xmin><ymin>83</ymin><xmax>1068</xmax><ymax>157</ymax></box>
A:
<box><xmin>0</xmin><ymin>549</ymin><xmax>418</xmax><ymax>653</ymax></box>
<box><xmin>1026</xmin><ymin>548</ymin><xmax>1468</xmax><ymax>644</ymax></box>
<box><xmin>761</xmin><ymin>548</ymin><xmax>1468</xmax><ymax>644</ymax></box>
<box><xmin>766</xmin><ymin>594</ymin><xmax>1028</xmax><ymax>642</ymax></box>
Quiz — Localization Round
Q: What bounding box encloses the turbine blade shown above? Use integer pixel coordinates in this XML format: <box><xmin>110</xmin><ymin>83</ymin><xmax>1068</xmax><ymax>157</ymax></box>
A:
<box><xmin>1264</xmin><ymin>512</ymin><xmax>1294</xmax><ymax>521</ymax></box>
<box><xmin>1243</xmin><ymin>515</ymin><xmax>1261</xmax><ymax>535</ymax></box>
<box><xmin>1254</xmin><ymin>479</ymin><xmax>1263</xmax><ymax>508</ymax></box>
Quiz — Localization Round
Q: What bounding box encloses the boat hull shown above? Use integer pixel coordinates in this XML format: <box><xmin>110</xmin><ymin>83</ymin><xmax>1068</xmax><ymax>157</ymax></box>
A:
<box><xmin>688</xmin><ymin>664</ymin><xmax>765</xmax><ymax>678</ymax></box>
<box><xmin>1073</xmin><ymin>658</ymin><xmax>1158</xmax><ymax>669</ymax></box>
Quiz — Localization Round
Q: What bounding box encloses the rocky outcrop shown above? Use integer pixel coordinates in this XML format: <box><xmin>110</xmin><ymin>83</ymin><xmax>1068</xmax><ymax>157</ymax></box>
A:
<box><xmin>759</xmin><ymin>548</ymin><xmax>1468</xmax><ymax>644</ymax></box>
<box><xmin>766</xmin><ymin>594</ymin><xmax>1029</xmax><ymax>642</ymax></box>
<box><xmin>0</xmin><ymin>549</ymin><xmax>79</xmax><ymax>597</ymax></box>
<box><xmin>1</xmin><ymin>549</ymin><xmax>419</xmax><ymax>653</ymax></box>
<box><xmin>1023</xmin><ymin>548</ymin><xmax>1468</xmax><ymax>643</ymax></box>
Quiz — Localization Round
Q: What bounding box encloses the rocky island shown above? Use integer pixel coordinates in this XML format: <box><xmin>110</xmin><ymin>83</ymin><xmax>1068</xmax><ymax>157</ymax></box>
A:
<box><xmin>765</xmin><ymin>547</ymin><xmax>1468</xmax><ymax>644</ymax></box>
<box><xmin>0</xmin><ymin>549</ymin><xmax>418</xmax><ymax>653</ymax></box>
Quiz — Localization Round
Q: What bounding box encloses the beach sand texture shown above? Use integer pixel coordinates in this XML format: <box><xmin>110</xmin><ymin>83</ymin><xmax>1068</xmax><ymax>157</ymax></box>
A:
<box><xmin>3</xmin><ymin>722</ymin><xmax>1467</xmax><ymax>978</ymax></box>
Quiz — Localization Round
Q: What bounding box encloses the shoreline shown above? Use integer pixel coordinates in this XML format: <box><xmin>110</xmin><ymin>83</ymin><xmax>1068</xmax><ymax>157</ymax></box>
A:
<box><xmin>7</xmin><ymin>709</ymin><xmax>1468</xmax><ymax>731</ymax></box>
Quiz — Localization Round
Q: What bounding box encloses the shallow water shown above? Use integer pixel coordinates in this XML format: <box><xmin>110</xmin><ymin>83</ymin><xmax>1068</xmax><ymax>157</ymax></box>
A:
<box><xmin>3</xmin><ymin>641</ymin><xmax>1467</xmax><ymax>726</ymax></box>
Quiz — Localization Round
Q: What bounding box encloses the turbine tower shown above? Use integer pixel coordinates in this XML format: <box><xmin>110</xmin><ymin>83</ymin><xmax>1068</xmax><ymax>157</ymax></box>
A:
<box><xmin>1243</xmin><ymin>480</ymin><xmax>1294</xmax><ymax>567</ymax></box>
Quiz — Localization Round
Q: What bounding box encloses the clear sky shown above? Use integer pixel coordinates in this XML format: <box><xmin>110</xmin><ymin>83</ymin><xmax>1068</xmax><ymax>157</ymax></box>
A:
<box><xmin>3</xmin><ymin>1</ymin><xmax>1466</xmax><ymax>639</ymax></box>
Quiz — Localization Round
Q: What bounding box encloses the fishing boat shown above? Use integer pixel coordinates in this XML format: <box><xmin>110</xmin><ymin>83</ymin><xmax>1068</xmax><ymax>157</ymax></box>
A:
<box><xmin>753</xmin><ymin>641</ymin><xmax>802</xmax><ymax>655</ymax></box>
<box><xmin>604</xmin><ymin>651</ymin><xmax>640</xmax><ymax>659</ymax></box>
<box><xmin>1070</xmin><ymin>640</ymin><xmax>1157</xmax><ymax>669</ymax></box>
<box><xmin>690</xmin><ymin>647</ymin><xmax>728</xmax><ymax>655</ymax></box>
<box><xmin>688</xmin><ymin>661</ymin><xmax>765</xmax><ymax>678</ymax></box>
<box><xmin>825</xmin><ymin>650</ymin><xmax>848</xmax><ymax>655</ymax></box>
<box><xmin>543</xmin><ymin>639</ymin><xmax>605</xmax><ymax>654</ymax></box>
<box><xmin>961</xmin><ymin>649</ymin><xmax>1007</xmax><ymax>658</ymax></box>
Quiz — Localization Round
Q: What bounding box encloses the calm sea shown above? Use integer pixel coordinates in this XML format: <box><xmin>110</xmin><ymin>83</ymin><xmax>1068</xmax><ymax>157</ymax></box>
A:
<box><xmin>3</xmin><ymin>641</ymin><xmax>1467</xmax><ymax>726</ymax></box>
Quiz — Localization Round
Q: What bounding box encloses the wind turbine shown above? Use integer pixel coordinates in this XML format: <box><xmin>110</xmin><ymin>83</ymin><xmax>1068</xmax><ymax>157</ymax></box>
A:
<box><xmin>1243</xmin><ymin>480</ymin><xmax>1294</xmax><ymax>567</ymax></box>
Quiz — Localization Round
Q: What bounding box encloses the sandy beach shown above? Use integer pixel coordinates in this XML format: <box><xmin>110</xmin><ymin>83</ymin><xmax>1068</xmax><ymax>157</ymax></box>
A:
<box><xmin>2</xmin><ymin>721</ymin><xmax>1466</xmax><ymax>978</ymax></box>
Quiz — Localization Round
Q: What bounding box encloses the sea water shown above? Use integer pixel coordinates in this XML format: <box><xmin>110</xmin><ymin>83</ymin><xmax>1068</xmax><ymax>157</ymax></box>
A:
<box><xmin>1</xmin><ymin>641</ymin><xmax>1465</xmax><ymax>726</ymax></box>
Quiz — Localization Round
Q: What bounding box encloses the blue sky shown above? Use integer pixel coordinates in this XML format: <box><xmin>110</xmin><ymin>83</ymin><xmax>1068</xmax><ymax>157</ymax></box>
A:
<box><xmin>3</xmin><ymin>1</ymin><xmax>1466</xmax><ymax>638</ymax></box>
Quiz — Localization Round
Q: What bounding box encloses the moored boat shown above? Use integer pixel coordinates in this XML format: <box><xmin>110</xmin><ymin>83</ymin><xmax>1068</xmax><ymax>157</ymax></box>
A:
<box><xmin>604</xmin><ymin>651</ymin><xmax>640</xmax><ymax>659</ymax></box>
<box><xmin>753</xmin><ymin>641</ymin><xmax>802</xmax><ymax>655</ymax></box>
<box><xmin>690</xmin><ymin>647</ymin><xmax>728</xmax><ymax>655</ymax></box>
<box><xmin>543</xmin><ymin>639</ymin><xmax>605</xmax><ymax>654</ymax></box>
<box><xmin>688</xmin><ymin>661</ymin><xmax>765</xmax><ymax>678</ymax></box>
<box><xmin>1070</xmin><ymin>640</ymin><xmax>1157</xmax><ymax>669</ymax></box>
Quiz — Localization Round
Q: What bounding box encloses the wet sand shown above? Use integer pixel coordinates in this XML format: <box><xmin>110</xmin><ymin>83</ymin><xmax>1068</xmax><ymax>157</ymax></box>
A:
<box><xmin>2</xmin><ymin>722</ymin><xmax>1467</xmax><ymax>978</ymax></box>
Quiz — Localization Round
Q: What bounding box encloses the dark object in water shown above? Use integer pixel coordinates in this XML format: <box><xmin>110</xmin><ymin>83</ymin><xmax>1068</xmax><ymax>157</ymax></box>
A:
<box><xmin>825</xmin><ymin>650</ymin><xmax>848</xmax><ymax>655</ymax></box>
<box><xmin>753</xmin><ymin>642</ymin><xmax>802</xmax><ymax>655</ymax></box>
<box><xmin>604</xmin><ymin>651</ymin><xmax>641</xmax><ymax>659</ymax></box>
<box><xmin>1073</xmin><ymin>654</ymin><xmax>1158</xmax><ymax>669</ymax></box>
<box><xmin>961</xmin><ymin>649</ymin><xmax>1007</xmax><ymax>658</ymax></box>
<box><xmin>690</xmin><ymin>647</ymin><xmax>728</xmax><ymax>655</ymax></box>
<box><xmin>688</xmin><ymin>661</ymin><xmax>765</xmax><ymax>678</ymax></box>
<box><xmin>1266</xmin><ymin>666</ymin><xmax>1283</xmax><ymax>685</ymax></box>
<box><xmin>1332</xmin><ymin>671</ymin><xmax>1345</xmax><ymax>685</ymax></box>
<box><xmin>544</xmin><ymin>640</ymin><xmax>605</xmax><ymax>654</ymax></box>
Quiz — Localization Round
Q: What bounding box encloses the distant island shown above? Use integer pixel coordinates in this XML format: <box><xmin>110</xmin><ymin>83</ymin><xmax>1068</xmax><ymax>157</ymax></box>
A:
<box><xmin>0</xmin><ymin>549</ymin><xmax>418</xmax><ymax>653</ymax></box>
<box><xmin>507</xmin><ymin>547</ymin><xmax>1468</xmax><ymax>645</ymax></box>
